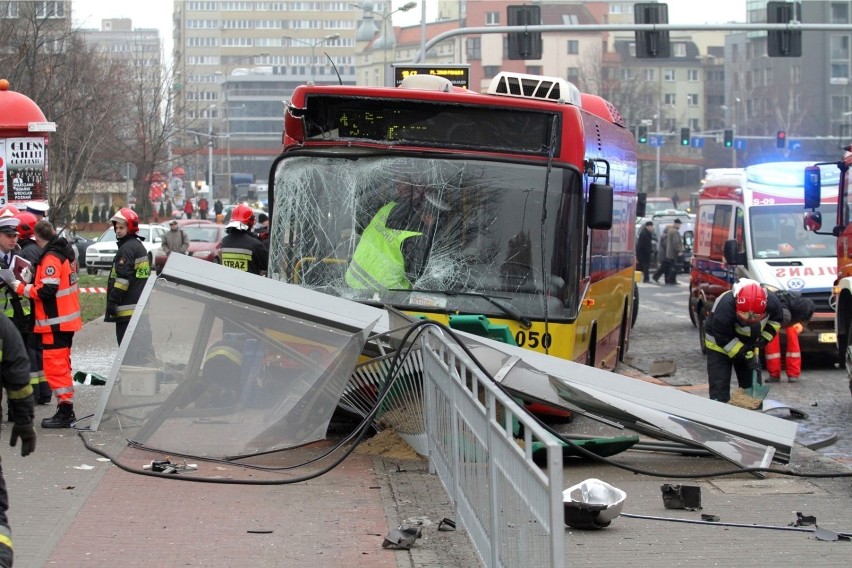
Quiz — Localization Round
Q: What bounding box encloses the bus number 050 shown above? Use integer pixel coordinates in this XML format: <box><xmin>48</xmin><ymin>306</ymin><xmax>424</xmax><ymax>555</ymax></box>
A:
<box><xmin>514</xmin><ymin>331</ymin><xmax>552</xmax><ymax>349</ymax></box>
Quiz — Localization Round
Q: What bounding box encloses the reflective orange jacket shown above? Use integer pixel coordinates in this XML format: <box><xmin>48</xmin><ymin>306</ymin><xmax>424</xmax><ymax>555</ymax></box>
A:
<box><xmin>15</xmin><ymin>236</ymin><xmax>82</xmax><ymax>335</ymax></box>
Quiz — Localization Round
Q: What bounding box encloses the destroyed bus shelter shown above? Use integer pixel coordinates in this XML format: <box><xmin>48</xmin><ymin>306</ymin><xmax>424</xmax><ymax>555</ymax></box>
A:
<box><xmin>90</xmin><ymin>254</ymin><xmax>383</xmax><ymax>459</ymax></box>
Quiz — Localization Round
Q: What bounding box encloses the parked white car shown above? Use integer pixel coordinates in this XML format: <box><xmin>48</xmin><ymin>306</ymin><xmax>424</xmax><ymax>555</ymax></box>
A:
<box><xmin>85</xmin><ymin>224</ymin><xmax>166</xmax><ymax>275</ymax></box>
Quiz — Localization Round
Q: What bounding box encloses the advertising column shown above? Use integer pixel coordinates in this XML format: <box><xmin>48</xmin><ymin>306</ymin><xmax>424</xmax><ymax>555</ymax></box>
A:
<box><xmin>0</xmin><ymin>79</ymin><xmax>54</xmax><ymax>209</ymax></box>
<box><xmin>4</xmin><ymin>137</ymin><xmax>47</xmax><ymax>203</ymax></box>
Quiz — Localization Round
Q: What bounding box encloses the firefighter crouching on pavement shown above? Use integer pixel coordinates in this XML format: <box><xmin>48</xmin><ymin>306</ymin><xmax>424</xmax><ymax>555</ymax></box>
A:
<box><xmin>1</xmin><ymin>220</ymin><xmax>81</xmax><ymax>428</ymax></box>
<box><xmin>221</xmin><ymin>204</ymin><xmax>268</xmax><ymax>276</ymax></box>
<box><xmin>0</xmin><ymin>311</ymin><xmax>37</xmax><ymax>568</ymax></box>
<box><xmin>704</xmin><ymin>279</ymin><xmax>783</xmax><ymax>403</ymax></box>
<box><xmin>105</xmin><ymin>209</ymin><xmax>150</xmax><ymax>347</ymax></box>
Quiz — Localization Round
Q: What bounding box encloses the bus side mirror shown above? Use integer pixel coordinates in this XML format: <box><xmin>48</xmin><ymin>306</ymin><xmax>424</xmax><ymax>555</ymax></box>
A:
<box><xmin>803</xmin><ymin>166</ymin><xmax>821</xmax><ymax>210</ymax></box>
<box><xmin>587</xmin><ymin>183</ymin><xmax>613</xmax><ymax>230</ymax></box>
<box><xmin>636</xmin><ymin>192</ymin><xmax>647</xmax><ymax>218</ymax></box>
<box><xmin>723</xmin><ymin>239</ymin><xmax>745</xmax><ymax>266</ymax></box>
<box><xmin>803</xmin><ymin>211</ymin><xmax>822</xmax><ymax>232</ymax></box>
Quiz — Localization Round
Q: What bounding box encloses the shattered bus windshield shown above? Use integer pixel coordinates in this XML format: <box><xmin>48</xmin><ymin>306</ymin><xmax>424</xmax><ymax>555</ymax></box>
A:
<box><xmin>268</xmin><ymin>155</ymin><xmax>585</xmax><ymax>321</ymax></box>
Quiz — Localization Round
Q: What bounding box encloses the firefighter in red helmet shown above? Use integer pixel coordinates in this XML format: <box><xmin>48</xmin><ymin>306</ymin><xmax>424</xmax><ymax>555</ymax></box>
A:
<box><xmin>105</xmin><ymin>208</ymin><xmax>150</xmax><ymax>346</ymax></box>
<box><xmin>0</xmin><ymin>204</ymin><xmax>19</xmax><ymax>218</ymax></box>
<box><xmin>703</xmin><ymin>279</ymin><xmax>783</xmax><ymax>403</ymax></box>
<box><xmin>221</xmin><ymin>204</ymin><xmax>268</xmax><ymax>276</ymax></box>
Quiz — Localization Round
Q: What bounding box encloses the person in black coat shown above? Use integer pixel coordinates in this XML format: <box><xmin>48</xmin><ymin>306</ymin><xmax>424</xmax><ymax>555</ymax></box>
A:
<box><xmin>0</xmin><ymin>312</ymin><xmax>37</xmax><ymax>567</ymax></box>
<box><xmin>635</xmin><ymin>221</ymin><xmax>654</xmax><ymax>283</ymax></box>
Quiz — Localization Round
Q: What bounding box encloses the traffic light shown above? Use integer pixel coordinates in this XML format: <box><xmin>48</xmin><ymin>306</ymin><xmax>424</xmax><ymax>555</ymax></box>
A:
<box><xmin>507</xmin><ymin>5</ymin><xmax>542</xmax><ymax>60</ymax></box>
<box><xmin>776</xmin><ymin>130</ymin><xmax>787</xmax><ymax>149</ymax></box>
<box><xmin>634</xmin><ymin>3</ymin><xmax>671</xmax><ymax>58</ymax></box>
<box><xmin>723</xmin><ymin>129</ymin><xmax>734</xmax><ymax>148</ymax></box>
<box><xmin>680</xmin><ymin>127</ymin><xmax>690</xmax><ymax>146</ymax></box>
<box><xmin>767</xmin><ymin>1</ymin><xmax>802</xmax><ymax>57</ymax></box>
<box><xmin>637</xmin><ymin>125</ymin><xmax>648</xmax><ymax>144</ymax></box>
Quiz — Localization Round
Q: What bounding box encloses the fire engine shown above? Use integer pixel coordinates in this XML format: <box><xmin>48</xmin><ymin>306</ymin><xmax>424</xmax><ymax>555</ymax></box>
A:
<box><xmin>803</xmin><ymin>148</ymin><xmax>852</xmax><ymax>392</ymax></box>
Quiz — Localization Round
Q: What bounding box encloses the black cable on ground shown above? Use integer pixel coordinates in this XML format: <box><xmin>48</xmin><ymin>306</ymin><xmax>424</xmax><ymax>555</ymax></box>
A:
<box><xmin>76</xmin><ymin>320</ymin><xmax>435</xmax><ymax>484</ymax></box>
<box><xmin>621</xmin><ymin>513</ymin><xmax>852</xmax><ymax>538</ymax></box>
<box><xmin>76</xmin><ymin>318</ymin><xmax>852</xmax><ymax>482</ymax></box>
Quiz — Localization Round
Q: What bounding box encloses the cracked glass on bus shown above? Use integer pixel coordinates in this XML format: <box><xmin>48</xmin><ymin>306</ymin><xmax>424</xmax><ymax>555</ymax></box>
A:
<box><xmin>268</xmin><ymin>156</ymin><xmax>585</xmax><ymax>321</ymax></box>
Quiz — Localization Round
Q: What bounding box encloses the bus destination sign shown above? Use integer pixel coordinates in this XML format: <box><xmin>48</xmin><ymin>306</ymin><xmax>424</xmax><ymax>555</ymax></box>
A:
<box><xmin>393</xmin><ymin>65</ymin><xmax>470</xmax><ymax>89</ymax></box>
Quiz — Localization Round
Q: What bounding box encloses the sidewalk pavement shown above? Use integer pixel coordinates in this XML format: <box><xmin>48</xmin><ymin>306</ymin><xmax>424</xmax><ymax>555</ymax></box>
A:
<box><xmin>3</xmin><ymin>318</ymin><xmax>851</xmax><ymax>567</ymax></box>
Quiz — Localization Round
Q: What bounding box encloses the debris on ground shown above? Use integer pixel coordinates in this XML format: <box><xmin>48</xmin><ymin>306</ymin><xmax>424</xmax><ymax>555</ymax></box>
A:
<box><xmin>356</xmin><ymin>428</ymin><xmax>422</xmax><ymax>460</ymax></box>
<box><xmin>382</xmin><ymin>524</ymin><xmax>422</xmax><ymax>549</ymax></box>
<box><xmin>729</xmin><ymin>388</ymin><xmax>762</xmax><ymax>410</ymax></box>
<box><xmin>648</xmin><ymin>359</ymin><xmax>676</xmax><ymax>377</ymax></box>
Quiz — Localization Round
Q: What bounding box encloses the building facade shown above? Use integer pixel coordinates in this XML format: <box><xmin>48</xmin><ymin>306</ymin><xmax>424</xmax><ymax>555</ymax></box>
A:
<box><xmin>171</xmin><ymin>0</ymin><xmax>363</xmax><ymax>192</ymax></box>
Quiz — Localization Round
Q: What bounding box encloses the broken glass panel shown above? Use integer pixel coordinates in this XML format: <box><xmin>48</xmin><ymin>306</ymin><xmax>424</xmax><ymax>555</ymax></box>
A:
<box><xmin>94</xmin><ymin>272</ymin><xmax>375</xmax><ymax>459</ymax></box>
<box><xmin>268</xmin><ymin>155</ymin><xmax>585</xmax><ymax>322</ymax></box>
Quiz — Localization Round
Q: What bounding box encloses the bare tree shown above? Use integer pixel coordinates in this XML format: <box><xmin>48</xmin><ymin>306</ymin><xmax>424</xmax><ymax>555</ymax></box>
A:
<box><xmin>0</xmin><ymin>4</ymin><xmax>128</xmax><ymax>226</ymax></box>
<box><xmin>108</xmin><ymin>52</ymin><xmax>188</xmax><ymax>221</ymax></box>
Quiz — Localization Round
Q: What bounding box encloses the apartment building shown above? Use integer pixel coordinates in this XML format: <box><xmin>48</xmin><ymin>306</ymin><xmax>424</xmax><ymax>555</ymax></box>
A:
<box><xmin>79</xmin><ymin>19</ymin><xmax>162</xmax><ymax>83</ymax></box>
<box><xmin>172</xmin><ymin>0</ymin><xmax>364</xmax><ymax>189</ymax></box>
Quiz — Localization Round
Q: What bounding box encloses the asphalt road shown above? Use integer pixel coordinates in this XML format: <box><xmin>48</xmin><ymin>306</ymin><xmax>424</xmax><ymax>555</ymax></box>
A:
<box><xmin>622</xmin><ymin>280</ymin><xmax>852</xmax><ymax>464</ymax></box>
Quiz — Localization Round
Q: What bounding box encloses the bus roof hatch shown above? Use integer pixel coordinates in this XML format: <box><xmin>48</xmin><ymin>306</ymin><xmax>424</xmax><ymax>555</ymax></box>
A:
<box><xmin>487</xmin><ymin>72</ymin><xmax>581</xmax><ymax>106</ymax></box>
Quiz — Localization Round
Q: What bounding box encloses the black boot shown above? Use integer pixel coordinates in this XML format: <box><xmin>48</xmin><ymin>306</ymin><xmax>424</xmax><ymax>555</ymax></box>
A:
<box><xmin>42</xmin><ymin>403</ymin><xmax>76</xmax><ymax>429</ymax></box>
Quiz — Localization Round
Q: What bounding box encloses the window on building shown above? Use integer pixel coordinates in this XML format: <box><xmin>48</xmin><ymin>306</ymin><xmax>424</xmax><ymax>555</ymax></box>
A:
<box><xmin>664</xmin><ymin>93</ymin><xmax>676</xmax><ymax>105</ymax></box>
<box><xmin>664</xmin><ymin>69</ymin><xmax>676</xmax><ymax>81</ymax></box>
<box><xmin>526</xmin><ymin>65</ymin><xmax>542</xmax><ymax>75</ymax></box>
<box><xmin>687</xmin><ymin>93</ymin><xmax>699</xmax><ymax>106</ymax></box>
<box><xmin>483</xmin><ymin>65</ymin><xmax>500</xmax><ymax>78</ymax></box>
<box><xmin>831</xmin><ymin>94</ymin><xmax>851</xmax><ymax>114</ymax></box>
<box><xmin>831</xmin><ymin>62</ymin><xmax>850</xmax><ymax>82</ymax></box>
<box><xmin>687</xmin><ymin>69</ymin><xmax>699</xmax><ymax>81</ymax></box>
<box><xmin>673</xmin><ymin>43</ymin><xmax>687</xmax><ymax>57</ymax></box>
<box><xmin>467</xmin><ymin>38</ymin><xmax>481</xmax><ymax>60</ymax></box>
<box><xmin>566</xmin><ymin>40</ymin><xmax>579</xmax><ymax>54</ymax></box>
<box><xmin>566</xmin><ymin>67</ymin><xmax>580</xmax><ymax>82</ymax></box>
<box><xmin>831</xmin><ymin>2</ymin><xmax>849</xmax><ymax>23</ymax></box>
<box><xmin>3</xmin><ymin>1</ymin><xmax>18</xmax><ymax>17</ymax></box>
<box><xmin>831</xmin><ymin>35</ymin><xmax>850</xmax><ymax>60</ymax></box>
<box><xmin>35</xmin><ymin>1</ymin><xmax>64</xmax><ymax>17</ymax></box>
<box><xmin>689</xmin><ymin>119</ymin><xmax>700</xmax><ymax>130</ymax></box>
<box><xmin>486</xmin><ymin>11</ymin><xmax>499</xmax><ymax>25</ymax></box>
<box><xmin>643</xmin><ymin>68</ymin><xmax>656</xmax><ymax>81</ymax></box>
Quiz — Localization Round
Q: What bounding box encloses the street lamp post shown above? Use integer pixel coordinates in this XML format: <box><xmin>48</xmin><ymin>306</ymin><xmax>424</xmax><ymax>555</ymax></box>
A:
<box><xmin>207</xmin><ymin>104</ymin><xmax>215</xmax><ymax>193</ymax></box>
<box><xmin>352</xmin><ymin>1</ymin><xmax>417</xmax><ymax>86</ymax></box>
<box><xmin>121</xmin><ymin>163</ymin><xmax>136</xmax><ymax>208</ymax></box>
<box><xmin>282</xmin><ymin>34</ymin><xmax>341</xmax><ymax>82</ymax></box>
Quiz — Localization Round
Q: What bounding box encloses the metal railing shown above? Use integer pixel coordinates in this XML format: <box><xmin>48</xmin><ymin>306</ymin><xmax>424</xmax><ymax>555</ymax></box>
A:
<box><xmin>419</xmin><ymin>326</ymin><xmax>564</xmax><ymax>568</ymax></box>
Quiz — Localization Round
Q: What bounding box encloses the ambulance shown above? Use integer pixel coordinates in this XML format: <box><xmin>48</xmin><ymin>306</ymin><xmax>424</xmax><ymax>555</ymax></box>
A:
<box><xmin>688</xmin><ymin>161</ymin><xmax>840</xmax><ymax>354</ymax></box>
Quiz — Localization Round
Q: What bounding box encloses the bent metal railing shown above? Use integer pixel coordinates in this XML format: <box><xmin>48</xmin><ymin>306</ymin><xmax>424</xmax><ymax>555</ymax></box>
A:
<box><xmin>419</xmin><ymin>326</ymin><xmax>564</xmax><ymax>568</ymax></box>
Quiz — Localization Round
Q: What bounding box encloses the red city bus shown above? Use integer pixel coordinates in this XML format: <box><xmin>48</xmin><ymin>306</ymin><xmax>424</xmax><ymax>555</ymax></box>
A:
<box><xmin>266</xmin><ymin>72</ymin><xmax>638</xmax><ymax>371</ymax></box>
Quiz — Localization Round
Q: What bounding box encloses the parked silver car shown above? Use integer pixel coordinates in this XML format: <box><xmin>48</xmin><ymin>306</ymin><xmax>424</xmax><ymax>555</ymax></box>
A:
<box><xmin>85</xmin><ymin>224</ymin><xmax>166</xmax><ymax>274</ymax></box>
